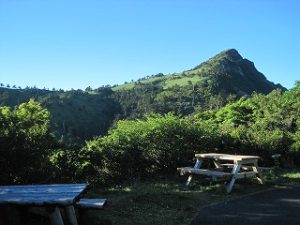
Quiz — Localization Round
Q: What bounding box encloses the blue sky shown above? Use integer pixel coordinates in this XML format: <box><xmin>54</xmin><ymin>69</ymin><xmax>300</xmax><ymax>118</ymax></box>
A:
<box><xmin>0</xmin><ymin>0</ymin><xmax>299</xmax><ymax>90</ymax></box>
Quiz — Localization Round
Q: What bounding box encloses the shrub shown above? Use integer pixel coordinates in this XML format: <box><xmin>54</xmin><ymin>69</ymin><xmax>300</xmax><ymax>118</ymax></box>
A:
<box><xmin>76</xmin><ymin>113</ymin><xmax>220</xmax><ymax>184</ymax></box>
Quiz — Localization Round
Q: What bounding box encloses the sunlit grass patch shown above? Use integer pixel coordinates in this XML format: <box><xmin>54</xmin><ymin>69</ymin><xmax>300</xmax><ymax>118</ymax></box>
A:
<box><xmin>84</xmin><ymin>176</ymin><xmax>272</xmax><ymax>225</ymax></box>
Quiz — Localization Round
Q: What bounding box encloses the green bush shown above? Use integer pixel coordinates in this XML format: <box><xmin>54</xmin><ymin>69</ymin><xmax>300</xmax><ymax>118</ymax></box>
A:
<box><xmin>75</xmin><ymin>113</ymin><xmax>220</xmax><ymax>184</ymax></box>
<box><xmin>0</xmin><ymin>99</ymin><xmax>56</xmax><ymax>184</ymax></box>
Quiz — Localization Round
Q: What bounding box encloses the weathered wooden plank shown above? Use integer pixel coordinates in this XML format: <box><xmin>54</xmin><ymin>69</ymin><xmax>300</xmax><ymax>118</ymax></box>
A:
<box><xmin>235</xmin><ymin>172</ymin><xmax>257</xmax><ymax>179</ymax></box>
<box><xmin>0</xmin><ymin>193</ymin><xmax>76</xmax><ymax>205</ymax></box>
<box><xmin>76</xmin><ymin>198</ymin><xmax>107</xmax><ymax>209</ymax></box>
<box><xmin>235</xmin><ymin>159</ymin><xmax>259</xmax><ymax>164</ymax></box>
<box><xmin>0</xmin><ymin>192</ymin><xmax>77</xmax><ymax>198</ymax></box>
<box><xmin>221</xmin><ymin>163</ymin><xmax>253</xmax><ymax>169</ymax></box>
<box><xmin>0</xmin><ymin>184</ymin><xmax>89</xmax><ymax>206</ymax></box>
<box><xmin>221</xmin><ymin>164</ymin><xmax>272</xmax><ymax>172</ymax></box>
<box><xmin>195</xmin><ymin>153</ymin><xmax>260</xmax><ymax>161</ymax></box>
<box><xmin>178</xmin><ymin>167</ymin><xmax>232</xmax><ymax>178</ymax></box>
<box><xmin>0</xmin><ymin>184</ymin><xmax>88</xmax><ymax>194</ymax></box>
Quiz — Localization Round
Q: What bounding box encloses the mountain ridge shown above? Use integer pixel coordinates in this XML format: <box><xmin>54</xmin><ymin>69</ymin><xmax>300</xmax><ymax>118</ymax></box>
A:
<box><xmin>113</xmin><ymin>48</ymin><xmax>285</xmax><ymax>94</ymax></box>
<box><xmin>0</xmin><ymin>49</ymin><xmax>286</xmax><ymax>143</ymax></box>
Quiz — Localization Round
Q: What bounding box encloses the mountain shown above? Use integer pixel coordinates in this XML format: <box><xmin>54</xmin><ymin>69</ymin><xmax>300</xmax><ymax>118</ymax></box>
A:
<box><xmin>112</xmin><ymin>49</ymin><xmax>285</xmax><ymax>116</ymax></box>
<box><xmin>190</xmin><ymin>49</ymin><xmax>284</xmax><ymax>95</ymax></box>
<box><xmin>114</xmin><ymin>49</ymin><xmax>284</xmax><ymax>94</ymax></box>
<box><xmin>0</xmin><ymin>49</ymin><xmax>286</xmax><ymax>143</ymax></box>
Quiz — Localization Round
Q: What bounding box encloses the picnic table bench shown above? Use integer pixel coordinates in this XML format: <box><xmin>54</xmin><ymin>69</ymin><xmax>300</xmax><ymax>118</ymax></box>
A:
<box><xmin>177</xmin><ymin>153</ymin><xmax>265</xmax><ymax>193</ymax></box>
<box><xmin>0</xmin><ymin>183</ymin><xmax>107</xmax><ymax>225</ymax></box>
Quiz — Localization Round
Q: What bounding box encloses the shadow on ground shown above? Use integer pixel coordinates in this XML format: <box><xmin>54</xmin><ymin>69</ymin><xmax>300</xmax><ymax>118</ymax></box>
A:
<box><xmin>191</xmin><ymin>186</ymin><xmax>300</xmax><ymax>225</ymax></box>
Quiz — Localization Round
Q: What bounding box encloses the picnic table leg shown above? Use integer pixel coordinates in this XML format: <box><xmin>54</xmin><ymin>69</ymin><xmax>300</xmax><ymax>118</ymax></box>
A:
<box><xmin>49</xmin><ymin>207</ymin><xmax>64</xmax><ymax>225</ymax></box>
<box><xmin>65</xmin><ymin>206</ymin><xmax>78</xmax><ymax>225</ymax></box>
<box><xmin>186</xmin><ymin>159</ymin><xmax>202</xmax><ymax>186</ymax></box>
<box><xmin>226</xmin><ymin>163</ymin><xmax>241</xmax><ymax>193</ymax></box>
<box><xmin>252</xmin><ymin>161</ymin><xmax>263</xmax><ymax>184</ymax></box>
<box><xmin>212</xmin><ymin>159</ymin><xmax>222</xmax><ymax>169</ymax></box>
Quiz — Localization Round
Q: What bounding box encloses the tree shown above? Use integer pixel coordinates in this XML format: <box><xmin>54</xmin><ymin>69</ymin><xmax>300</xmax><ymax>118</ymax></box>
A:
<box><xmin>85</xmin><ymin>86</ymin><xmax>92</xmax><ymax>92</ymax></box>
<box><xmin>0</xmin><ymin>99</ymin><xmax>56</xmax><ymax>184</ymax></box>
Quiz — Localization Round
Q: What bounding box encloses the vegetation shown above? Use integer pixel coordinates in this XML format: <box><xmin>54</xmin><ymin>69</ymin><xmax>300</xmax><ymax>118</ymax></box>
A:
<box><xmin>0</xmin><ymin>50</ymin><xmax>300</xmax><ymax>188</ymax></box>
<box><xmin>0</xmin><ymin>87</ymin><xmax>120</xmax><ymax>144</ymax></box>
<box><xmin>0</xmin><ymin>49</ymin><xmax>284</xmax><ymax>143</ymax></box>
<box><xmin>0</xmin><ymin>100</ymin><xmax>56</xmax><ymax>184</ymax></box>
<box><xmin>1</xmin><ymin>49</ymin><xmax>300</xmax><ymax>225</ymax></box>
<box><xmin>65</xmin><ymin>169</ymin><xmax>300</xmax><ymax>225</ymax></box>
<box><xmin>1</xmin><ymin>82</ymin><xmax>300</xmax><ymax>186</ymax></box>
<box><xmin>47</xmin><ymin>83</ymin><xmax>300</xmax><ymax>186</ymax></box>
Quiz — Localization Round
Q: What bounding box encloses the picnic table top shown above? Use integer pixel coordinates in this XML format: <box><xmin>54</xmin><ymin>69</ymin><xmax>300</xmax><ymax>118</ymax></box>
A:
<box><xmin>195</xmin><ymin>153</ymin><xmax>260</xmax><ymax>161</ymax></box>
<box><xmin>0</xmin><ymin>183</ymin><xmax>89</xmax><ymax>206</ymax></box>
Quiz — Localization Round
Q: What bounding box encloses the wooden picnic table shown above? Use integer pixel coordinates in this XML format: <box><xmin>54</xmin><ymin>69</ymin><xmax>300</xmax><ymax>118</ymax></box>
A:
<box><xmin>0</xmin><ymin>183</ymin><xmax>89</xmax><ymax>225</ymax></box>
<box><xmin>178</xmin><ymin>153</ymin><xmax>263</xmax><ymax>193</ymax></box>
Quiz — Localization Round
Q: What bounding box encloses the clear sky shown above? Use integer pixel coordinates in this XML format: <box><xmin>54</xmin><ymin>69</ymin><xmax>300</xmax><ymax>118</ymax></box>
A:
<box><xmin>0</xmin><ymin>0</ymin><xmax>299</xmax><ymax>90</ymax></box>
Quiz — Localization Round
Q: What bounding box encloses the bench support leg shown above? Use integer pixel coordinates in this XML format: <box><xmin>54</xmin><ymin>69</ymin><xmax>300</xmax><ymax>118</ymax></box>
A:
<box><xmin>49</xmin><ymin>207</ymin><xmax>64</xmax><ymax>225</ymax></box>
<box><xmin>252</xmin><ymin>161</ymin><xmax>263</xmax><ymax>184</ymax></box>
<box><xmin>226</xmin><ymin>163</ymin><xmax>241</xmax><ymax>193</ymax></box>
<box><xmin>213</xmin><ymin>159</ymin><xmax>222</xmax><ymax>169</ymax></box>
<box><xmin>65</xmin><ymin>206</ymin><xmax>78</xmax><ymax>225</ymax></box>
<box><xmin>186</xmin><ymin>159</ymin><xmax>202</xmax><ymax>186</ymax></box>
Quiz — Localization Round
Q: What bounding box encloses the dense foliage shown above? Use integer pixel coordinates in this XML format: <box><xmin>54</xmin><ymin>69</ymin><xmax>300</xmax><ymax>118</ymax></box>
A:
<box><xmin>62</xmin><ymin>83</ymin><xmax>300</xmax><ymax>184</ymax></box>
<box><xmin>1</xmin><ymin>82</ymin><xmax>300</xmax><ymax>185</ymax></box>
<box><xmin>0</xmin><ymin>100</ymin><xmax>56</xmax><ymax>184</ymax></box>
<box><xmin>0</xmin><ymin>49</ymin><xmax>297</xmax><ymax>185</ymax></box>
<box><xmin>0</xmin><ymin>49</ymin><xmax>284</xmax><ymax>144</ymax></box>
<box><xmin>0</xmin><ymin>87</ymin><xmax>121</xmax><ymax>144</ymax></box>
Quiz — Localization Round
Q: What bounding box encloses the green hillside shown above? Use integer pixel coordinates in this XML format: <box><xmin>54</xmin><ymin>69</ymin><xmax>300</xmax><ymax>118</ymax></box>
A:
<box><xmin>0</xmin><ymin>49</ymin><xmax>285</xmax><ymax>143</ymax></box>
<box><xmin>0</xmin><ymin>87</ymin><xmax>121</xmax><ymax>143</ymax></box>
<box><xmin>112</xmin><ymin>49</ymin><xmax>285</xmax><ymax>117</ymax></box>
<box><xmin>114</xmin><ymin>49</ymin><xmax>284</xmax><ymax>93</ymax></box>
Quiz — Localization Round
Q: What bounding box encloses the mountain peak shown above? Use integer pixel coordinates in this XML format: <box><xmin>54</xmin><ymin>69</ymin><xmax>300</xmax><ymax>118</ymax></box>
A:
<box><xmin>189</xmin><ymin>48</ymin><xmax>286</xmax><ymax>95</ymax></box>
<box><xmin>216</xmin><ymin>48</ymin><xmax>243</xmax><ymax>62</ymax></box>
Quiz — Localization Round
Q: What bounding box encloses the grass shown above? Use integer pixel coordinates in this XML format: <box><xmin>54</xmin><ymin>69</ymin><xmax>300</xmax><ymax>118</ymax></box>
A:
<box><xmin>112</xmin><ymin>77</ymin><xmax>166</xmax><ymax>91</ymax></box>
<box><xmin>83</xmin><ymin>174</ymin><xmax>278</xmax><ymax>225</ymax></box>
<box><xmin>3</xmin><ymin>169</ymin><xmax>299</xmax><ymax>225</ymax></box>
<box><xmin>112</xmin><ymin>73</ymin><xmax>205</xmax><ymax>92</ymax></box>
<box><xmin>112</xmin><ymin>83</ymin><xmax>135</xmax><ymax>91</ymax></box>
<box><xmin>163</xmin><ymin>75</ymin><xmax>204</xmax><ymax>89</ymax></box>
<box><xmin>267</xmin><ymin>168</ymin><xmax>300</xmax><ymax>186</ymax></box>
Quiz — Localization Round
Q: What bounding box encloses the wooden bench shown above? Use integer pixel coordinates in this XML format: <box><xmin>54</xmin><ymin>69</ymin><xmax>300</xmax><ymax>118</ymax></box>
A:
<box><xmin>221</xmin><ymin>164</ymin><xmax>272</xmax><ymax>174</ymax></box>
<box><xmin>75</xmin><ymin>198</ymin><xmax>107</xmax><ymax>224</ymax></box>
<box><xmin>177</xmin><ymin>167</ymin><xmax>232</xmax><ymax>181</ymax></box>
<box><xmin>76</xmin><ymin>198</ymin><xmax>107</xmax><ymax>210</ymax></box>
<box><xmin>27</xmin><ymin>198</ymin><xmax>107</xmax><ymax>224</ymax></box>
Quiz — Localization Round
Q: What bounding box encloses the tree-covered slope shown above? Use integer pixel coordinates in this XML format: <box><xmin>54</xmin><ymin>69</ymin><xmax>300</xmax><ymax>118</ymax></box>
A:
<box><xmin>0</xmin><ymin>87</ymin><xmax>121</xmax><ymax>143</ymax></box>
<box><xmin>188</xmin><ymin>49</ymin><xmax>284</xmax><ymax>94</ymax></box>
<box><xmin>0</xmin><ymin>49</ymin><xmax>286</xmax><ymax>142</ymax></box>
<box><xmin>114</xmin><ymin>49</ymin><xmax>284</xmax><ymax>93</ymax></box>
<box><xmin>112</xmin><ymin>49</ymin><xmax>285</xmax><ymax>117</ymax></box>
